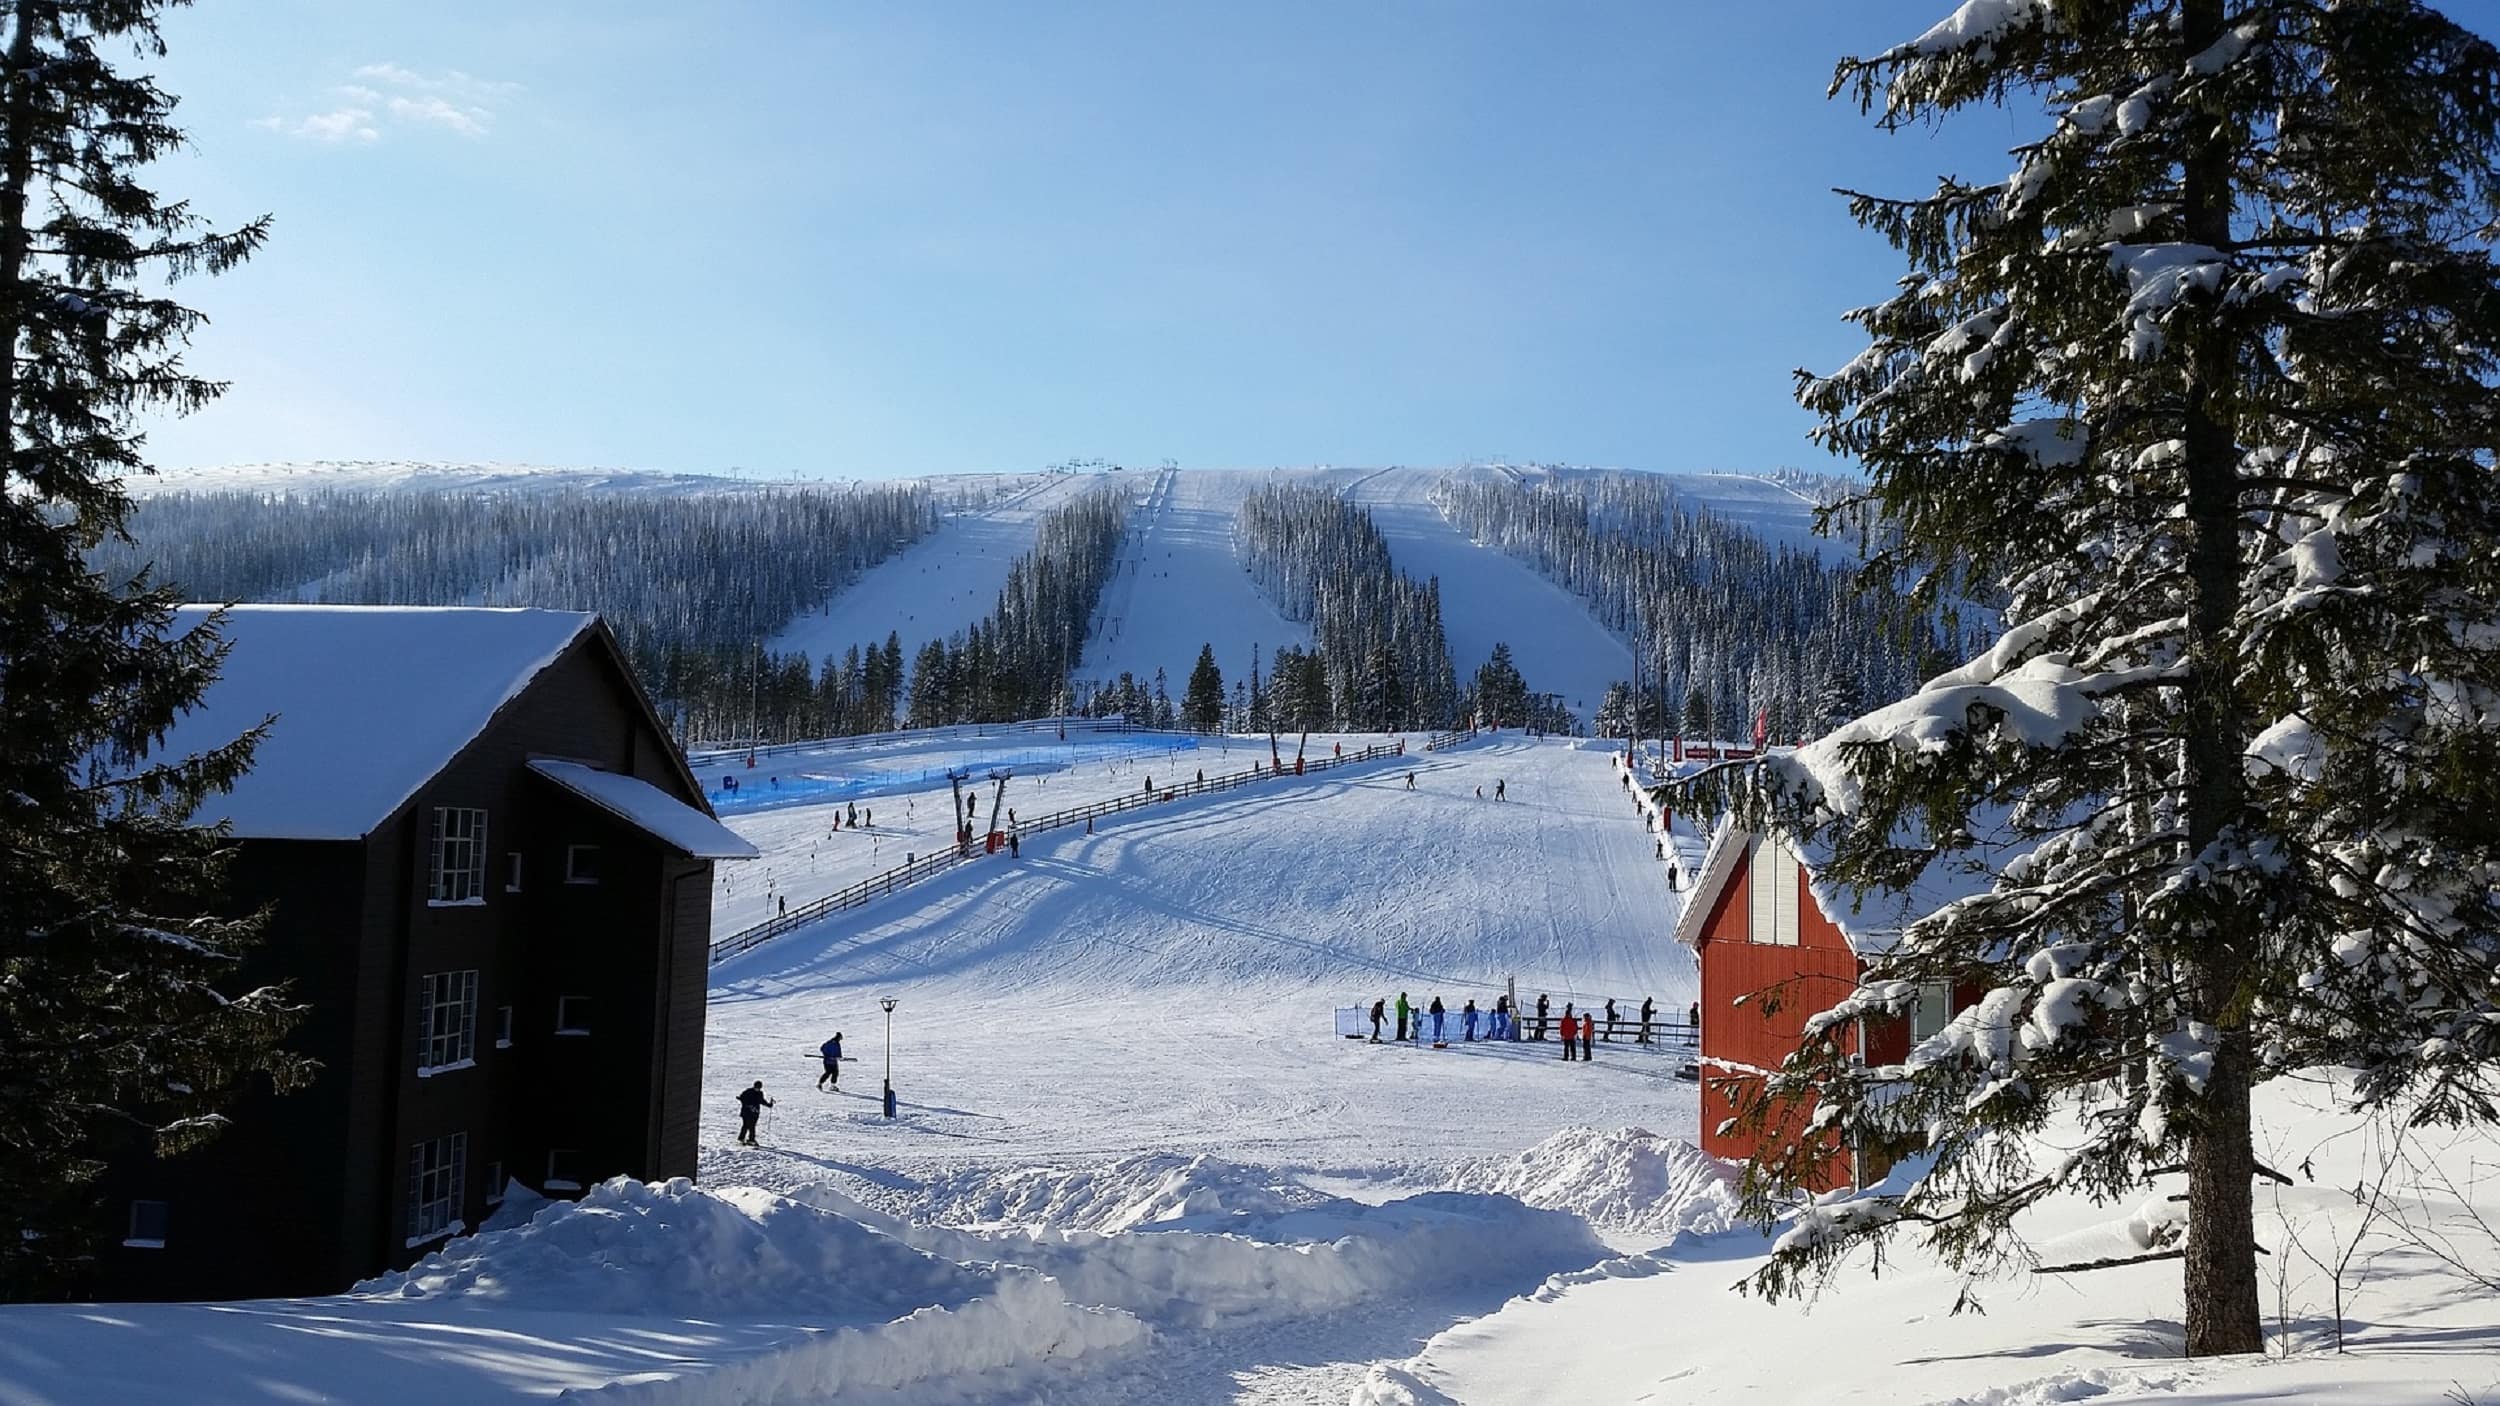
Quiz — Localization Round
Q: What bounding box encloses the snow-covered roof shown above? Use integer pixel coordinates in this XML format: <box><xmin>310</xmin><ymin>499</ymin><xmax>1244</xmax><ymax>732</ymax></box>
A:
<box><xmin>1667</xmin><ymin>814</ymin><xmax>2014</xmax><ymax>959</ymax></box>
<box><xmin>159</xmin><ymin>605</ymin><xmax>597</xmax><ymax>841</ymax></box>
<box><xmin>528</xmin><ymin>759</ymin><xmax>758</xmax><ymax>861</ymax></box>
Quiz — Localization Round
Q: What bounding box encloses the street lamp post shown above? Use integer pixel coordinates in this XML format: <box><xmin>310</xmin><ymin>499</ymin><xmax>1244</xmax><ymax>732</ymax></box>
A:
<box><xmin>879</xmin><ymin>997</ymin><xmax>899</xmax><ymax>1118</ymax></box>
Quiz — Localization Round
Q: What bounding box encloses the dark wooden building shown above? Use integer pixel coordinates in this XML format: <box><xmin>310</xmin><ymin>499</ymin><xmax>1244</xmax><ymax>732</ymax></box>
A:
<box><xmin>99</xmin><ymin>605</ymin><xmax>755</xmax><ymax>1301</ymax></box>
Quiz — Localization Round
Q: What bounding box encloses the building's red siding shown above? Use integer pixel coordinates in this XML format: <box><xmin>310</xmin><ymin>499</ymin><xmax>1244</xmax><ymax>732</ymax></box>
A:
<box><xmin>1695</xmin><ymin>842</ymin><xmax>1864</xmax><ymax>1191</ymax></box>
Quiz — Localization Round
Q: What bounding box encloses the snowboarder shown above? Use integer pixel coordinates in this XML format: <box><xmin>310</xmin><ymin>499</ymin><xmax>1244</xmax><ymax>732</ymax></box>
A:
<box><xmin>1580</xmin><ymin>1014</ymin><xmax>1595</xmax><ymax>1062</ymax></box>
<box><xmin>1604</xmin><ymin>998</ymin><xmax>1618</xmax><ymax>1041</ymax></box>
<box><xmin>818</xmin><ymin>1033</ymin><xmax>843</xmax><ymax>1089</ymax></box>
<box><xmin>1535</xmin><ymin>993</ymin><xmax>1550</xmax><ymax>1041</ymax></box>
<box><xmin>1369</xmin><ymin>998</ymin><xmax>1386</xmax><ymax>1041</ymax></box>
<box><xmin>1462</xmin><ymin>999</ymin><xmax>1479</xmax><ymax>1041</ymax></box>
<box><xmin>1559</xmin><ymin>1010</ymin><xmax>1578</xmax><ymax>1060</ymax></box>
<box><xmin>1429</xmin><ymin>996</ymin><xmax>1447</xmax><ymax>1046</ymax></box>
<box><xmin>1639</xmin><ymin>997</ymin><xmax>1655</xmax><ymax>1045</ymax></box>
<box><xmin>1395</xmin><ymin>992</ymin><xmax>1411</xmax><ymax>1043</ymax></box>
<box><xmin>736</xmin><ymin>1081</ymin><xmax>773</xmax><ymax>1144</ymax></box>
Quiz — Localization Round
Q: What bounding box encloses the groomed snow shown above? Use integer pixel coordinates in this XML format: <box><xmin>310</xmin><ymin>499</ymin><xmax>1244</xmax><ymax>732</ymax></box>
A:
<box><xmin>1077</xmin><ymin>466</ymin><xmax>1312</xmax><ymax>691</ymax></box>
<box><xmin>157</xmin><ymin>605</ymin><xmax>593</xmax><ymax>840</ymax></box>
<box><xmin>766</xmin><ymin>472</ymin><xmax>1113</xmax><ymax>691</ymax></box>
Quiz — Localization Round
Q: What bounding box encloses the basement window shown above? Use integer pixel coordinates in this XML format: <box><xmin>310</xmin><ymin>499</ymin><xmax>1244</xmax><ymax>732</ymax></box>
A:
<box><xmin>555</xmin><ymin>996</ymin><xmax>593</xmax><ymax>1036</ymax></box>
<box><xmin>565</xmin><ymin>844</ymin><xmax>602</xmax><ymax>885</ymax></box>
<box><xmin>545</xmin><ymin>1148</ymin><xmax>586</xmax><ymax>1193</ymax></box>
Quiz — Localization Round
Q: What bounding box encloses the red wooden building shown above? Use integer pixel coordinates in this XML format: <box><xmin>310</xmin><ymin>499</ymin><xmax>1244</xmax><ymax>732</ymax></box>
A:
<box><xmin>1670</xmin><ymin>825</ymin><xmax>1964</xmax><ymax>1190</ymax></box>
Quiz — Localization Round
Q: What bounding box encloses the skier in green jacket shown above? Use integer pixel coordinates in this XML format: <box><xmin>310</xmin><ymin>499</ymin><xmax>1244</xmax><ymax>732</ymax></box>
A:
<box><xmin>1395</xmin><ymin>992</ymin><xmax>1412</xmax><ymax>1043</ymax></box>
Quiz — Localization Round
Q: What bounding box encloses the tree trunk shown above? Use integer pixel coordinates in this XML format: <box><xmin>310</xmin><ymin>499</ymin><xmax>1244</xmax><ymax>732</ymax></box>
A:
<box><xmin>2175</xmin><ymin>0</ymin><xmax>2262</xmax><ymax>1358</ymax></box>
<box><xmin>2183</xmin><ymin>1027</ymin><xmax>2263</xmax><ymax>1354</ymax></box>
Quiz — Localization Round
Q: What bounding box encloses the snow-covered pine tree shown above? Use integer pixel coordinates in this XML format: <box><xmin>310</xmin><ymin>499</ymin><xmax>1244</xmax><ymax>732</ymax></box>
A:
<box><xmin>1700</xmin><ymin>0</ymin><xmax>2500</xmax><ymax>1358</ymax></box>
<box><xmin>0</xmin><ymin>0</ymin><xmax>313</xmax><ymax>1299</ymax></box>
<box><xmin>1182</xmin><ymin>643</ymin><xmax>1224</xmax><ymax>733</ymax></box>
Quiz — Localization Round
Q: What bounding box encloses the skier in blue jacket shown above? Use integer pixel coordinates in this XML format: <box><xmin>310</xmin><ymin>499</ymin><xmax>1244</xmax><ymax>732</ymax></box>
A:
<box><xmin>818</xmin><ymin>1032</ymin><xmax>844</xmax><ymax>1090</ymax></box>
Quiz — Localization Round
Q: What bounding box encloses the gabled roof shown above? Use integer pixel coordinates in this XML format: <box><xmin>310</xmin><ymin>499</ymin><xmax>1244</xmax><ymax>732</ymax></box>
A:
<box><xmin>158</xmin><ymin>605</ymin><xmax>597</xmax><ymax>841</ymax></box>
<box><xmin>529</xmin><ymin>760</ymin><xmax>758</xmax><ymax>860</ymax></box>
<box><xmin>1667</xmin><ymin>814</ymin><xmax>2021</xmax><ymax>959</ymax></box>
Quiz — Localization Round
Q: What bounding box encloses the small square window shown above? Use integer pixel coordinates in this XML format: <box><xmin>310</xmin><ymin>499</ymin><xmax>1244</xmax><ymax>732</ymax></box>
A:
<box><xmin>495</xmin><ymin>1005</ymin><xmax>514</xmax><ymax>1049</ymax></box>
<box><xmin>565</xmin><ymin>845</ymin><xmax>602</xmax><ymax>885</ymax></box>
<box><xmin>545</xmin><ymin>1147</ymin><xmax>586</xmax><ymax>1192</ymax></box>
<box><xmin>124</xmin><ymin>1200</ymin><xmax>170</xmax><ymax>1249</ymax></box>
<box><xmin>505</xmin><ymin>852</ymin><xmax>524</xmax><ymax>893</ymax></box>
<box><xmin>555</xmin><ymin>996</ymin><xmax>592</xmax><ymax>1035</ymax></box>
<box><xmin>484</xmin><ymin>1160</ymin><xmax>506</xmax><ymax>1205</ymax></box>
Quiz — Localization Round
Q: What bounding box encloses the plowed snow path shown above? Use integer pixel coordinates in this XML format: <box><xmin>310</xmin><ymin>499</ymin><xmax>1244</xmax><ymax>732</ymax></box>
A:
<box><xmin>1345</xmin><ymin>471</ymin><xmax>1631</xmax><ymax>721</ymax></box>
<box><xmin>703</xmin><ymin>733</ymin><xmax>1697</xmax><ymax>1183</ymax></box>
<box><xmin>768</xmin><ymin>472</ymin><xmax>1115</xmax><ymax>673</ymax></box>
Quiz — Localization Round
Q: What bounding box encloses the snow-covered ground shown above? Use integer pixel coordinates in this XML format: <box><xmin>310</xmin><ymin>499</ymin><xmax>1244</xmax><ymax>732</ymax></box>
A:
<box><xmin>701</xmin><ymin>729</ymin><xmax>1698</xmax><ymax>1186</ymax></box>
<box><xmin>766</xmin><ymin>472</ymin><xmax>1117</xmax><ymax>675</ymax></box>
<box><xmin>1358</xmin><ymin>1070</ymin><xmax>2500</xmax><ymax>1406</ymax></box>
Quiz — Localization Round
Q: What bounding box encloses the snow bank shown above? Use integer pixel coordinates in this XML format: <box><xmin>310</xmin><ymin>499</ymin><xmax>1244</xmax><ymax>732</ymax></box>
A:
<box><xmin>358</xmin><ymin>1177</ymin><xmax>1151</xmax><ymax>1404</ymax></box>
<box><xmin>361</xmin><ymin>1176</ymin><xmax>989</xmax><ymax>1322</ymax></box>
<box><xmin>809</xmin><ymin>1184</ymin><xmax>1608</xmax><ymax>1333</ymax></box>
<box><xmin>565</xmin><ymin>1272</ymin><xmax>1149</xmax><ymax>1405</ymax></box>
<box><xmin>905</xmin><ymin>1151</ymin><xmax>1331</xmax><ymax>1231</ymax></box>
<box><xmin>1443</xmin><ymin>1126</ymin><xmax>1741</xmax><ymax>1237</ymax></box>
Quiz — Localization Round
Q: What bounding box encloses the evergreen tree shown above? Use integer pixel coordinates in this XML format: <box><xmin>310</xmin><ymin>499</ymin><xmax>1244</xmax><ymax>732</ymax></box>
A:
<box><xmin>0</xmin><ymin>0</ymin><xmax>313</xmax><ymax>1298</ymax></box>
<box><xmin>1702</xmin><ymin>0</ymin><xmax>2500</xmax><ymax>1358</ymax></box>
<box><xmin>1182</xmin><ymin>643</ymin><xmax>1225</xmax><ymax>733</ymax></box>
<box><xmin>1680</xmin><ymin>684</ymin><xmax>1712</xmax><ymax>742</ymax></box>
<box><xmin>1473</xmin><ymin>642</ymin><xmax>1529</xmax><ymax>727</ymax></box>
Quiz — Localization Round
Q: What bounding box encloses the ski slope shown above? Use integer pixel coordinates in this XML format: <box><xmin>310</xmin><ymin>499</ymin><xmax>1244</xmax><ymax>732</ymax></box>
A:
<box><xmin>1078</xmin><ymin>467</ymin><xmax>1311</xmax><ymax>691</ymax></box>
<box><xmin>702</xmin><ymin>730</ymin><xmax>1698</xmax><ymax>1185</ymax></box>
<box><xmin>768</xmin><ymin>471</ymin><xmax>1122</xmax><ymax>680</ymax></box>
<box><xmin>1343</xmin><ymin>468</ymin><xmax>1634</xmax><ymax>722</ymax></box>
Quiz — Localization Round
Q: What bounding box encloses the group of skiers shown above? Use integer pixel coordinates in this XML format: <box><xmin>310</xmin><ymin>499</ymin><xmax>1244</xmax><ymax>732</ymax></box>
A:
<box><xmin>1363</xmin><ymin>991</ymin><xmax>1698</xmax><ymax>1055</ymax></box>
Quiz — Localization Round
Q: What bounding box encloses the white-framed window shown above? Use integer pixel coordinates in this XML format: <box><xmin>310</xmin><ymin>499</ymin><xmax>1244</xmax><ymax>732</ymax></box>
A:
<box><xmin>484</xmin><ymin>1160</ymin><xmax>506</xmax><ymax>1205</ymax></box>
<box><xmin>124</xmin><ymin>1200</ymin><xmax>170</xmax><ymax>1249</ymax></box>
<box><xmin>495</xmin><ymin>1004</ymin><xmax>514</xmax><ymax>1049</ymax></box>
<box><xmin>545</xmin><ymin>1147</ymin><xmax>585</xmax><ymax>1192</ymax></box>
<box><xmin>429</xmin><ymin>807</ymin><xmax>489</xmax><ymax>905</ymax></box>
<box><xmin>1911</xmin><ymin>981</ymin><xmax>1954</xmax><ymax>1042</ymax></box>
<box><xmin>405</xmin><ymin>1132</ymin><xmax>467</xmax><ymax>1246</ymax></box>
<box><xmin>416</xmin><ymin>970</ymin><xmax>479</xmax><ymax>1074</ymax></box>
<box><xmin>1747</xmin><ymin>836</ymin><xmax>1801</xmax><ymax>946</ymax></box>
<box><xmin>505</xmin><ymin>852</ymin><xmax>524</xmax><ymax>893</ymax></box>
<box><xmin>564</xmin><ymin>844</ymin><xmax>602</xmax><ymax>885</ymax></box>
<box><xmin>555</xmin><ymin>995</ymin><xmax>593</xmax><ymax>1035</ymax></box>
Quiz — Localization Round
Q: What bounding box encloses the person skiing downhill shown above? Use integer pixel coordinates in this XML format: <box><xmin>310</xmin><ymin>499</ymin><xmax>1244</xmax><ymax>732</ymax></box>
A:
<box><xmin>818</xmin><ymin>1034</ymin><xmax>843</xmax><ymax>1089</ymax></box>
<box><xmin>736</xmin><ymin>1081</ymin><xmax>774</xmax><ymax>1144</ymax></box>
<box><xmin>1396</xmin><ymin>992</ymin><xmax>1412</xmax><ymax>1043</ymax></box>
<box><xmin>1462</xmin><ymin>999</ymin><xmax>1479</xmax><ymax>1041</ymax></box>
<box><xmin>1429</xmin><ymin>996</ymin><xmax>1447</xmax><ymax>1045</ymax></box>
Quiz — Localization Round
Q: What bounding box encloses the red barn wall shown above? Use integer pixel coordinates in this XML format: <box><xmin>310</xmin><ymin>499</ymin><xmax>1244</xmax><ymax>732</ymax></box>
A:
<box><xmin>1696</xmin><ymin>841</ymin><xmax>1863</xmax><ymax>1191</ymax></box>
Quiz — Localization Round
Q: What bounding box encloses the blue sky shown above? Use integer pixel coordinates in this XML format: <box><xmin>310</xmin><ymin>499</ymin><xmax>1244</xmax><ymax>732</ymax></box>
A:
<box><xmin>142</xmin><ymin>2</ymin><xmax>2108</xmax><ymax>479</ymax></box>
